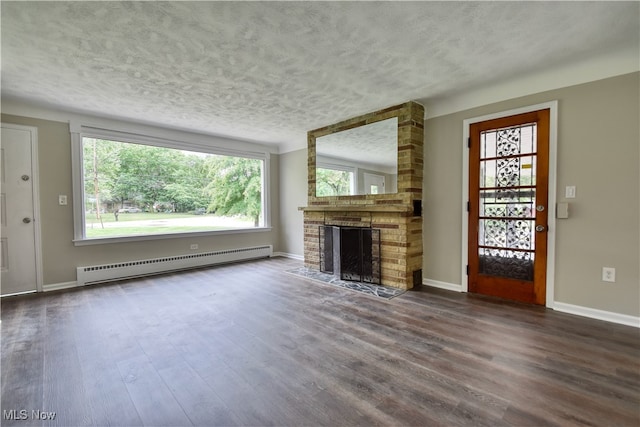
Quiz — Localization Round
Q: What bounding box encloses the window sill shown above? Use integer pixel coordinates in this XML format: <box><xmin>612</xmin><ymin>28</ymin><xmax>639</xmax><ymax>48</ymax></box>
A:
<box><xmin>73</xmin><ymin>227</ymin><xmax>273</xmax><ymax>246</ymax></box>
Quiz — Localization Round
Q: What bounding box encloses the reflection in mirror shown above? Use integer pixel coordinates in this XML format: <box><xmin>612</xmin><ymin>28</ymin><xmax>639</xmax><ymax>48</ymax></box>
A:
<box><xmin>315</xmin><ymin>117</ymin><xmax>398</xmax><ymax>197</ymax></box>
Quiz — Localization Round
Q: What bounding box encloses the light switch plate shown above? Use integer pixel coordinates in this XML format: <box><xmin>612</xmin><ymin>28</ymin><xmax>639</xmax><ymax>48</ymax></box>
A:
<box><xmin>565</xmin><ymin>186</ymin><xmax>576</xmax><ymax>198</ymax></box>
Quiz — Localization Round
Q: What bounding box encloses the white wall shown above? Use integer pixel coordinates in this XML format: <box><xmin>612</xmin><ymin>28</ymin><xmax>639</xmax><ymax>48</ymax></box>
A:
<box><xmin>278</xmin><ymin>149</ymin><xmax>307</xmax><ymax>257</ymax></box>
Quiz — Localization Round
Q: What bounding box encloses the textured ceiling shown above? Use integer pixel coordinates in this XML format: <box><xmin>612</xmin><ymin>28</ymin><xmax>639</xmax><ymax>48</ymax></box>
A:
<box><xmin>2</xmin><ymin>1</ymin><xmax>638</xmax><ymax>151</ymax></box>
<box><xmin>317</xmin><ymin>117</ymin><xmax>398</xmax><ymax>169</ymax></box>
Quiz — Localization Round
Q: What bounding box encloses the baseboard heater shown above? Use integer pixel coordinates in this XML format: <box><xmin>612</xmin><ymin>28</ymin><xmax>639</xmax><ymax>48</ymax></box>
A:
<box><xmin>76</xmin><ymin>245</ymin><xmax>272</xmax><ymax>286</ymax></box>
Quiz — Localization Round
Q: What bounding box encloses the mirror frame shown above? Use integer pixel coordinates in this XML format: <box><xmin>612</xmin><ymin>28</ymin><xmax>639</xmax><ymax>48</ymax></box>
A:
<box><xmin>307</xmin><ymin>101</ymin><xmax>424</xmax><ymax>208</ymax></box>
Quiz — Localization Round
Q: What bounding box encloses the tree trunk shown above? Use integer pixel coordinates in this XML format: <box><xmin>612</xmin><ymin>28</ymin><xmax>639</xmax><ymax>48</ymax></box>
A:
<box><xmin>92</xmin><ymin>141</ymin><xmax>104</xmax><ymax>228</ymax></box>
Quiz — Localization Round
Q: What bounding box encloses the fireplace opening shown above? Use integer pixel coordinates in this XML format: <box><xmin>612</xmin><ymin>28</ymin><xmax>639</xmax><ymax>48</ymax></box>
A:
<box><xmin>319</xmin><ymin>226</ymin><xmax>381</xmax><ymax>284</ymax></box>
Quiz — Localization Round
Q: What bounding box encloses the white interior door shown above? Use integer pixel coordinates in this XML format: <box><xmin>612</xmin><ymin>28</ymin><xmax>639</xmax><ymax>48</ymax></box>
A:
<box><xmin>1</xmin><ymin>125</ymin><xmax>39</xmax><ymax>296</ymax></box>
<box><xmin>364</xmin><ymin>173</ymin><xmax>385</xmax><ymax>195</ymax></box>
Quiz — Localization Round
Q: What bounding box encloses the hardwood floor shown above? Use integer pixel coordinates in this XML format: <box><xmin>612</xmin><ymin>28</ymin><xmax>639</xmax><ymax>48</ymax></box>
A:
<box><xmin>2</xmin><ymin>257</ymin><xmax>639</xmax><ymax>426</ymax></box>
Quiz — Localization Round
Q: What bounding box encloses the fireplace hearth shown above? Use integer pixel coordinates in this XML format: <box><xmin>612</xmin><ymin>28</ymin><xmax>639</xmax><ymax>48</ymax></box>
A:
<box><xmin>319</xmin><ymin>225</ymin><xmax>381</xmax><ymax>285</ymax></box>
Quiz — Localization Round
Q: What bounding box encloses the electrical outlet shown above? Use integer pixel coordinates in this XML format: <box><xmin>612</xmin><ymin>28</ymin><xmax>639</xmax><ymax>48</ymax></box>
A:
<box><xmin>58</xmin><ymin>195</ymin><xmax>67</xmax><ymax>205</ymax></box>
<box><xmin>190</xmin><ymin>244</ymin><xmax>198</xmax><ymax>250</ymax></box>
<box><xmin>602</xmin><ymin>267</ymin><xmax>616</xmax><ymax>283</ymax></box>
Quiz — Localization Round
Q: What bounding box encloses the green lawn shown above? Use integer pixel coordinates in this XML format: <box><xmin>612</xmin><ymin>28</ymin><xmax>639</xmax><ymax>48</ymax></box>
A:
<box><xmin>85</xmin><ymin>212</ymin><xmax>193</xmax><ymax>224</ymax></box>
<box><xmin>84</xmin><ymin>211</ymin><xmax>253</xmax><ymax>238</ymax></box>
<box><xmin>85</xmin><ymin>224</ymin><xmax>233</xmax><ymax>238</ymax></box>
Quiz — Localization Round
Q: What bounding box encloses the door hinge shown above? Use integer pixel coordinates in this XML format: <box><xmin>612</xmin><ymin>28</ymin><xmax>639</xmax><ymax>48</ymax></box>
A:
<box><xmin>467</xmin><ymin>201</ymin><xmax>470</xmax><ymax>212</ymax></box>
<box><xmin>466</xmin><ymin>265</ymin><xmax>469</xmax><ymax>276</ymax></box>
<box><xmin>467</xmin><ymin>137</ymin><xmax>471</xmax><ymax>148</ymax></box>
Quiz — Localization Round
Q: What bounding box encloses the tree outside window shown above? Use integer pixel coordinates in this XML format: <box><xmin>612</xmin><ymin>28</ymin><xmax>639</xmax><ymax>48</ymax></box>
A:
<box><xmin>82</xmin><ymin>137</ymin><xmax>264</xmax><ymax>238</ymax></box>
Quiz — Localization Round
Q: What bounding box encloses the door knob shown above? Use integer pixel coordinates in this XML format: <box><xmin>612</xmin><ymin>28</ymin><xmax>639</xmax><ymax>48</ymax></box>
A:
<box><xmin>23</xmin><ymin>217</ymin><xmax>32</xmax><ymax>224</ymax></box>
<box><xmin>535</xmin><ymin>225</ymin><xmax>546</xmax><ymax>232</ymax></box>
<box><xmin>21</xmin><ymin>175</ymin><xmax>30</xmax><ymax>181</ymax></box>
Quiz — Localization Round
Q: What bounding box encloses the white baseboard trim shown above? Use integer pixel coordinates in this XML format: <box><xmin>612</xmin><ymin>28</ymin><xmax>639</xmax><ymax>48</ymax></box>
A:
<box><xmin>423</xmin><ymin>278</ymin><xmax>463</xmax><ymax>292</ymax></box>
<box><xmin>43</xmin><ymin>281</ymin><xmax>77</xmax><ymax>292</ymax></box>
<box><xmin>273</xmin><ymin>252</ymin><xmax>304</xmax><ymax>261</ymax></box>
<box><xmin>1</xmin><ymin>290</ymin><xmax>37</xmax><ymax>298</ymax></box>
<box><xmin>553</xmin><ymin>302</ymin><xmax>640</xmax><ymax>328</ymax></box>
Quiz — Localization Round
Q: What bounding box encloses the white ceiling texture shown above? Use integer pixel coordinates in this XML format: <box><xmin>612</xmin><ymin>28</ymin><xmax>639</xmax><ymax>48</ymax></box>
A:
<box><xmin>2</xmin><ymin>1</ymin><xmax>638</xmax><ymax>153</ymax></box>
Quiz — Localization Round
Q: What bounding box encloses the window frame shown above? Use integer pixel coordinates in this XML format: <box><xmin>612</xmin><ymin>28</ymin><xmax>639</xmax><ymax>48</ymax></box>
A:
<box><xmin>70</xmin><ymin>121</ymin><xmax>271</xmax><ymax>246</ymax></box>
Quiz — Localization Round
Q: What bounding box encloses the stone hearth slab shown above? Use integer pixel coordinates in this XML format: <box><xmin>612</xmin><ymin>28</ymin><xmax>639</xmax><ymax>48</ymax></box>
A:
<box><xmin>286</xmin><ymin>267</ymin><xmax>406</xmax><ymax>299</ymax></box>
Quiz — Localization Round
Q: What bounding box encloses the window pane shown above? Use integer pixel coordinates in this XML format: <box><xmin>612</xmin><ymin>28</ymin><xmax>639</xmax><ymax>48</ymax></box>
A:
<box><xmin>316</xmin><ymin>168</ymin><xmax>354</xmax><ymax>196</ymax></box>
<box><xmin>82</xmin><ymin>137</ymin><xmax>263</xmax><ymax>238</ymax></box>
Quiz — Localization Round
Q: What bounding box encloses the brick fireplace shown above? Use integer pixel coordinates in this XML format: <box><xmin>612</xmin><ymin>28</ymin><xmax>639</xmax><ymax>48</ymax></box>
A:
<box><xmin>299</xmin><ymin>101</ymin><xmax>424</xmax><ymax>290</ymax></box>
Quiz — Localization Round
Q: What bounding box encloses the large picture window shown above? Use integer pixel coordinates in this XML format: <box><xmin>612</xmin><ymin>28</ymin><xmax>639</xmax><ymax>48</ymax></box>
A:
<box><xmin>71</xmin><ymin>124</ymin><xmax>269</xmax><ymax>243</ymax></box>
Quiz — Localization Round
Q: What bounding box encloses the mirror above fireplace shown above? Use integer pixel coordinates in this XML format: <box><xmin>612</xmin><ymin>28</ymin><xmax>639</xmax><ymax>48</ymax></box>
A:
<box><xmin>315</xmin><ymin>117</ymin><xmax>398</xmax><ymax>196</ymax></box>
<box><xmin>306</xmin><ymin>101</ymin><xmax>424</xmax><ymax>207</ymax></box>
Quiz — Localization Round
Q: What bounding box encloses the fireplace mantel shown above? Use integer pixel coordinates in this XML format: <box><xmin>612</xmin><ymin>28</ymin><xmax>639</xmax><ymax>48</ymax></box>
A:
<box><xmin>298</xmin><ymin>205</ymin><xmax>413</xmax><ymax>213</ymax></box>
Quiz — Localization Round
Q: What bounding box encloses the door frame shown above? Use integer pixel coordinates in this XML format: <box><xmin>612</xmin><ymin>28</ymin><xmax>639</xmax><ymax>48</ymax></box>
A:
<box><xmin>1</xmin><ymin>122</ymin><xmax>43</xmax><ymax>294</ymax></box>
<box><xmin>461</xmin><ymin>101</ymin><xmax>558</xmax><ymax>307</ymax></box>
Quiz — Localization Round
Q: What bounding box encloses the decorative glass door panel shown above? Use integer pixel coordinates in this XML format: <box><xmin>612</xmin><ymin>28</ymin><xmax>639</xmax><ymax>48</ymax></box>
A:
<box><xmin>469</xmin><ymin>110</ymin><xmax>550</xmax><ymax>305</ymax></box>
<box><xmin>479</xmin><ymin>124</ymin><xmax>536</xmax><ymax>281</ymax></box>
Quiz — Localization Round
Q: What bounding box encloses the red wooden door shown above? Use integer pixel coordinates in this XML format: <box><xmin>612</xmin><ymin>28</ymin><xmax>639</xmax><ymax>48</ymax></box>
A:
<box><xmin>468</xmin><ymin>109</ymin><xmax>550</xmax><ymax>305</ymax></box>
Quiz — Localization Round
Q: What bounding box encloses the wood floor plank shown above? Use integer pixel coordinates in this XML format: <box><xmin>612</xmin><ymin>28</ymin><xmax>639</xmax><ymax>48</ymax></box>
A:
<box><xmin>41</xmin><ymin>293</ymin><xmax>95</xmax><ymax>426</ymax></box>
<box><xmin>156</xmin><ymin>361</ymin><xmax>240</xmax><ymax>426</ymax></box>
<box><xmin>116</xmin><ymin>354</ymin><xmax>192</xmax><ymax>426</ymax></box>
<box><xmin>0</xmin><ymin>298</ymin><xmax>46</xmax><ymax>427</ymax></box>
<box><xmin>71</xmin><ymin>289</ymin><xmax>144</xmax><ymax>427</ymax></box>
